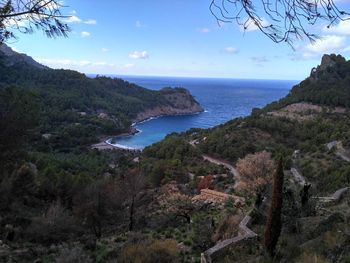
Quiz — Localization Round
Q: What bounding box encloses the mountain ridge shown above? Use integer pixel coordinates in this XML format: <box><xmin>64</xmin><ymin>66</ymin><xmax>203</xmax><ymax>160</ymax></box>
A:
<box><xmin>0</xmin><ymin>43</ymin><xmax>47</xmax><ymax>69</ymax></box>
<box><xmin>0</xmin><ymin>44</ymin><xmax>203</xmax><ymax>150</ymax></box>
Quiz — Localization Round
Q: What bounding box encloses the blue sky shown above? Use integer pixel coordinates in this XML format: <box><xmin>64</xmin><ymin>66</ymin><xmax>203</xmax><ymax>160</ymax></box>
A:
<box><xmin>7</xmin><ymin>0</ymin><xmax>350</xmax><ymax>80</ymax></box>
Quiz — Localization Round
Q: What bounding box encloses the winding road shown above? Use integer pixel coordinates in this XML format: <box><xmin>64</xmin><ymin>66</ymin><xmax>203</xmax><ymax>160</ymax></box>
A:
<box><xmin>189</xmin><ymin>140</ymin><xmax>241</xmax><ymax>188</ymax></box>
<box><xmin>202</xmin><ymin>155</ymin><xmax>241</xmax><ymax>186</ymax></box>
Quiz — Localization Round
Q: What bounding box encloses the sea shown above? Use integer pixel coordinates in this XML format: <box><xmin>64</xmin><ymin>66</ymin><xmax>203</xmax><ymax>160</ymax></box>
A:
<box><xmin>97</xmin><ymin>76</ymin><xmax>299</xmax><ymax>150</ymax></box>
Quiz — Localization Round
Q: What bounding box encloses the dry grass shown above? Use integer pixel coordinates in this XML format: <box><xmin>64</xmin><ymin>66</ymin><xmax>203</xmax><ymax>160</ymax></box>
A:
<box><xmin>213</xmin><ymin>215</ymin><xmax>242</xmax><ymax>242</ymax></box>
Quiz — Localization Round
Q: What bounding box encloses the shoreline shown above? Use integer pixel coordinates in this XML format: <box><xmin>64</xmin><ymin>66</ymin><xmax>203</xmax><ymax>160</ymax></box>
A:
<box><xmin>96</xmin><ymin>109</ymin><xmax>205</xmax><ymax>151</ymax></box>
<box><xmin>132</xmin><ymin>109</ymin><xmax>204</xmax><ymax>125</ymax></box>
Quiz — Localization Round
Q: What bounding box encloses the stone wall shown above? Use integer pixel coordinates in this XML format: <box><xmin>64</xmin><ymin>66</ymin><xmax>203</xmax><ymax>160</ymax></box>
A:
<box><xmin>201</xmin><ymin>213</ymin><xmax>257</xmax><ymax>263</ymax></box>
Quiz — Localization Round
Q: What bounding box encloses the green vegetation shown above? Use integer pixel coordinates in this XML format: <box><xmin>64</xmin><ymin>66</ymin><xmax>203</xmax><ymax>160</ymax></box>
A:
<box><xmin>139</xmin><ymin>54</ymin><xmax>350</xmax><ymax>262</ymax></box>
<box><xmin>0</xmin><ymin>48</ymin><xmax>201</xmax><ymax>153</ymax></box>
<box><xmin>1</xmin><ymin>50</ymin><xmax>350</xmax><ymax>262</ymax></box>
<box><xmin>142</xmin><ymin>134</ymin><xmax>228</xmax><ymax>187</ymax></box>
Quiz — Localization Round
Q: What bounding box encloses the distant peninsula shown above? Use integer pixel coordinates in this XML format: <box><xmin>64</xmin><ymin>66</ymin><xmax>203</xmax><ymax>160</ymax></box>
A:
<box><xmin>0</xmin><ymin>44</ymin><xmax>203</xmax><ymax>149</ymax></box>
<box><xmin>134</xmin><ymin>87</ymin><xmax>204</xmax><ymax>123</ymax></box>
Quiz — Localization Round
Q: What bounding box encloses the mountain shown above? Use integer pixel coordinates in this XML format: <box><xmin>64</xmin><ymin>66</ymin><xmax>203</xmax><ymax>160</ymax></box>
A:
<box><xmin>263</xmin><ymin>54</ymin><xmax>350</xmax><ymax>112</ymax></box>
<box><xmin>139</xmin><ymin>54</ymin><xmax>350</xmax><ymax>262</ymax></box>
<box><xmin>0</xmin><ymin>44</ymin><xmax>203</xmax><ymax>150</ymax></box>
<box><xmin>0</xmin><ymin>44</ymin><xmax>47</xmax><ymax>69</ymax></box>
<box><xmin>1</xmin><ymin>50</ymin><xmax>349</xmax><ymax>263</ymax></box>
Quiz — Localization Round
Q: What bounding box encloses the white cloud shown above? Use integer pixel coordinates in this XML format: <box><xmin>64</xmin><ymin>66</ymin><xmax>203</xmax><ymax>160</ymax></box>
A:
<box><xmin>101</xmin><ymin>48</ymin><xmax>109</xmax><ymax>52</ymax></box>
<box><xmin>136</xmin><ymin>20</ymin><xmax>145</xmax><ymax>28</ymax></box>
<box><xmin>84</xmin><ymin>19</ymin><xmax>97</xmax><ymax>25</ymax></box>
<box><xmin>251</xmin><ymin>56</ymin><xmax>269</xmax><ymax>63</ymax></box>
<box><xmin>69</xmin><ymin>10</ymin><xmax>77</xmax><ymax>15</ymax></box>
<box><xmin>46</xmin><ymin>0</ymin><xmax>63</xmax><ymax>10</ymax></box>
<box><xmin>197</xmin><ymin>28</ymin><xmax>210</xmax><ymax>33</ymax></box>
<box><xmin>129</xmin><ymin>51</ymin><xmax>149</xmax><ymax>59</ymax></box>
<box><xmin>36</xmin><ymin>58</ymin><xmax>116</xmax><ymax>68</ymax></box>
<box><xmin>302</xmin><ymin>35</ymin><xmax>347</xmax><ymax>58</ymax></box>
<box><xmin>65</xmin><ymin>15</ymin><xmax>82</xmax><ymax>23</ymax></box>
<box><xmin>64</xmin><ymin>14</ymin><xmax>97</xmax><ymax>25</ymax></box>
<box><xmin>124</xmin><ymin>64</ymin><xmax>135</xmax><ymax>69</ymax></box>
<box><xmin>80</xmin><ymin>31</ymin><xmax>91</xmax><ymax>38</ymax></box>
<box><xmin>323</xmin><ymin>19</ymin><xmax>350</xmax><ymax>35</ymax></box>
<box><xmin>240</xmin><ymin>17</ymin><xmax>269</xmax><ymax>32</ymax></box>
<box><xmin>4</xmin><ymin>18</ymin><xmax>27</xmax><ymax>28</ymax></box>
<box><xmin>223</xmin><ymin>47</ymin><xmax>238</xmax><ymax>54</ymax></box>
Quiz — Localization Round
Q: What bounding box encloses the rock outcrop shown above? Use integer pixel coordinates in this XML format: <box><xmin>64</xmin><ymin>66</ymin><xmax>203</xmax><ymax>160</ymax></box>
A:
<box><xmin>310</xmin><ymin>54</ymin><xmax>345</xmax><ymax>81</ymax></box>
<box><xmin>134</xmin><ymin>88</ymin><xmax>203</xmax><ymax>122</ymax></box>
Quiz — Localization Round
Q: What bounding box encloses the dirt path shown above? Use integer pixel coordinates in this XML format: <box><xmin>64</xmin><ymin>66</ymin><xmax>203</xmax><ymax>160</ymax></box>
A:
<box><xmin>189</xmin><ymin>140</ymin><xmax>241</xmax><ymax>187</ymax></box>
<box><xmin>202</xmin><ymin>155</ymin><xmax>240</xmax><ymax>184</ymax></box>
<box><xmin>91</xmin><ymin>141</ymin><xmax>118</xmax><ymax>150</ymax></box>
<box><xmin>290</xmin><ymin>167</ymin><xmax>306</xmax><ymax>186</ymax></box>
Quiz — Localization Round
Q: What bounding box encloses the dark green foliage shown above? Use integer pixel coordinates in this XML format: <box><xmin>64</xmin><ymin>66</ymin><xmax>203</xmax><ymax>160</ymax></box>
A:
<box><xmin>73</xmin><ymin>179</ymin><xmax>124</xmax><ymax>238</ymax></box>
<box><xmin>0</xmin><ymin>87</ymin><xmax>38</xmax><ymax>170</ymax></box>
<box><xmin>0</xmin><ymin>56</ymin><xmax>197</xmax><ymax>152</ymax></box>
<box><xmin>142</xmin><ymin>133</ymin><xmax>226</xmax><ymax>186</ymax></box>
<box><xmin>192</xmin><ymin>213</ymin><xmax>214</xmax><ymax>251</ymax></box>
<box><xmin>25</xmin><ymin>201</ymin><xmax>82</xmax><ymax>244</ymax></box>
<box><xmin>263</xmin><ymin>54</ymin><xmax>350</xmax><ymax>111</ymax></box>
<box><xmin>264</xmin><ymin>158</ymin><xmax>284</xmax><ymax>257</ymax></box>
<box><xmin>142</xmin><ymin>134</ymin><xmax>199</xmax><ymax>186</ymax></box>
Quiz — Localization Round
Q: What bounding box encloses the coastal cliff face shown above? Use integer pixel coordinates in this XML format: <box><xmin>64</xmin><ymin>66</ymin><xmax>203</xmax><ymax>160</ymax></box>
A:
<box><xmin>134</xmin><ymin>89</ymin><xmax>204</xmax><ymax>122</ymax></box>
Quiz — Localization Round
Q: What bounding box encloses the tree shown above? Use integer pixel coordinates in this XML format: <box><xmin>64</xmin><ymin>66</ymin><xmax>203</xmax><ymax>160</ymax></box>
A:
<box><xmin>0</xmin><ymin>87</ymin><xmax>38</xmax><ymax>172</ymax></box>
<box><xmin>123</xmin><ymin>168</ymin><xmax>145</xmax><ymax>231</ymax></box>
<box><xmin>26</xmin><ymin>200</ymin><xmax>82</xmax><ymax>244</ymax></box>
<box><xmin>236</xmin><ymin>151</ymin><xmax>275</xmax><ymax>197</ymax></box>
<box><xmin>192</xmin><ymin>213</ymin><xmax>214</xmax><ymax>250</ymax></box>
<box><xmin>0</xmin><ymin>0</ymin><xmax>69</xmax><ymax>43</ymax></box>
<box><xmin>160</xmin><ymin>192</ymin><xmax>195</xmax><ymax>224</ymax></box>
<box><xmin>73</xmin><ymin>179</ymin><xmax>123</xmax><ymax>238</ymax></box>
<box><xmin>300</xmin><ymin>183</ymin><xmax>311</xmax><ymax>207</ymax></box>
<box><xmin>210</xmin><ymin>0</ymin><xmax>349</xmax><ymax>45</ymax></box>
<box><xmin>264</xmin><ymin>157</ymin><xmax>284</xmax><ymax>257</ymax></box>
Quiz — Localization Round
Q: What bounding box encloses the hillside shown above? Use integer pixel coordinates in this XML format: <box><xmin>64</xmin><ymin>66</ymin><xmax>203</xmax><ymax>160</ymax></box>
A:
<box><xmin>264</xmin><ymin>54</ymin><xmax>350</xmax><ymax>111</ymax></box>
<box><xmin>1</xmin><ymin>53</ymin><xmax>349</xmax><ymax>263</ymax></box>
<box><xmin>0</xmin><ymin>44</ymin><xmax>203</xmax><ymax>151</ymax></box>
<box><xmin>149</xmin><ymin>54</ymin><xmax>350</xmax><ymax>192</ymax></box>
<box><xmin>138</xmin><ymin>54</ymin><xmax>350</xmax><ymax>262</ymax></box>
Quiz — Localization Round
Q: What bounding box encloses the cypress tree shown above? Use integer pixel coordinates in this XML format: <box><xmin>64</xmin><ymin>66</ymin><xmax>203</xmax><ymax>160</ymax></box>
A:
<box><xmin>264</xmin><ymin>157</ymin><xmax>284</xmax><ymax>257</ymax></box>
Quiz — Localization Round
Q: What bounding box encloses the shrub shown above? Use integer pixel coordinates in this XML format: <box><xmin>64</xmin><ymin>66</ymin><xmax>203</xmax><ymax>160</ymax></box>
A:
<box><xmin>192</xmin><ymin>214</ymin><xmax>214</xmax><ymax>250</ymax></box>
<box><xmin>119</xmin><ymin>239</ymin><xmax>180</xmax><ymax>263</ymax></box>
<box><xmin>197</xmin><ymin>175</ymin><xmax>214</xmax><ymax>192</ymax></box>
<box><xmin>213</xmin><ymin>215</ymin><xmax>241</xmax><ymax>242</ymax></box>
<box><xmin>54</xmin><ymin>247</ymin><xmax>93</xmax><ymax>263</ymax></box>
<box><xmin>25</xmin><ymin>201</ymin><xmax>81</xmax><ymax>244</ymax></box>
<box><xmin>296</xmin><ymin>252</ymin><xmax>331</xmax><ymax>263</ymax></box>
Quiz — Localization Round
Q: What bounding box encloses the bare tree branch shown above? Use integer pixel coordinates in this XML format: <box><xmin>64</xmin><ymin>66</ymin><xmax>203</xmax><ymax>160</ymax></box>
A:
<box><xmin>210</xmin><ymin>0</ymin><xmax>350</xmax><ymax>46</ymax></box>
<box><xmin>0</xmin><ymin>0</ymin><xmax>70</xmax><ymax>43</ymax></box>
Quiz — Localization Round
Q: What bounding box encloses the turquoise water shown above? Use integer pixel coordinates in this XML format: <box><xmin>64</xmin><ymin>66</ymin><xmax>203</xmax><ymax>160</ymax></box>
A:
<box><xmin>106</xmin><ymin>76</ymin><xmax>298</xmax><ymax>149</ymax></box>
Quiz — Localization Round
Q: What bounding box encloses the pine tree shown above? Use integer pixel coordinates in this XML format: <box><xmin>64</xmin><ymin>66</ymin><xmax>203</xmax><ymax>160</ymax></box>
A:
<box><xmin>264</xmin><ymin>157</ymin><xmax>284</xmax><ymax>257</ymax></box>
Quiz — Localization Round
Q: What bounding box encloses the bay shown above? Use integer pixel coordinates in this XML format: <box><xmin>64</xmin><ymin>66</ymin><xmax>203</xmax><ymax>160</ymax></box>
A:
<box><xmin>105</xmin><ymin>76</ymin><xmax>298</xmax><ymax>149</ymax></box>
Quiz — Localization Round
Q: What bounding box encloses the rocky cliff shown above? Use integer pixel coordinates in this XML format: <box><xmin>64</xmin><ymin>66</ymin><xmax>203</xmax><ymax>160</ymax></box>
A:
<box><xmin>309</xmin><ymin>54</ymin><xmax>345</xmax><ymax>81</ymax></box>
<box><xmin>134</xmin><ymin>88</ymin><xmax>204</xmax><ymax>122</ymax></box>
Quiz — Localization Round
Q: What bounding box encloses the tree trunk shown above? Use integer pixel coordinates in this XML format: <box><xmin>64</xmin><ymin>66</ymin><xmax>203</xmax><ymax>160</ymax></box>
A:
<box><xmin>264</xmin><ymin>157</ymin><xmax>284</xmax><ymax>257</ymax></box>
<box><xmin>129</xmin><ymin>195</ymin><xmax>135</xmax><ymax>231</ymax></box>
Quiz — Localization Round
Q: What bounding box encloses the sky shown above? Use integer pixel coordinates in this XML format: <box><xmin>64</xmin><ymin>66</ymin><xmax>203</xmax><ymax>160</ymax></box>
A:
<box><xmin>6</xmin><ymin>0</ymin><xmax>350</xmax><ymax>80</ymax></box>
